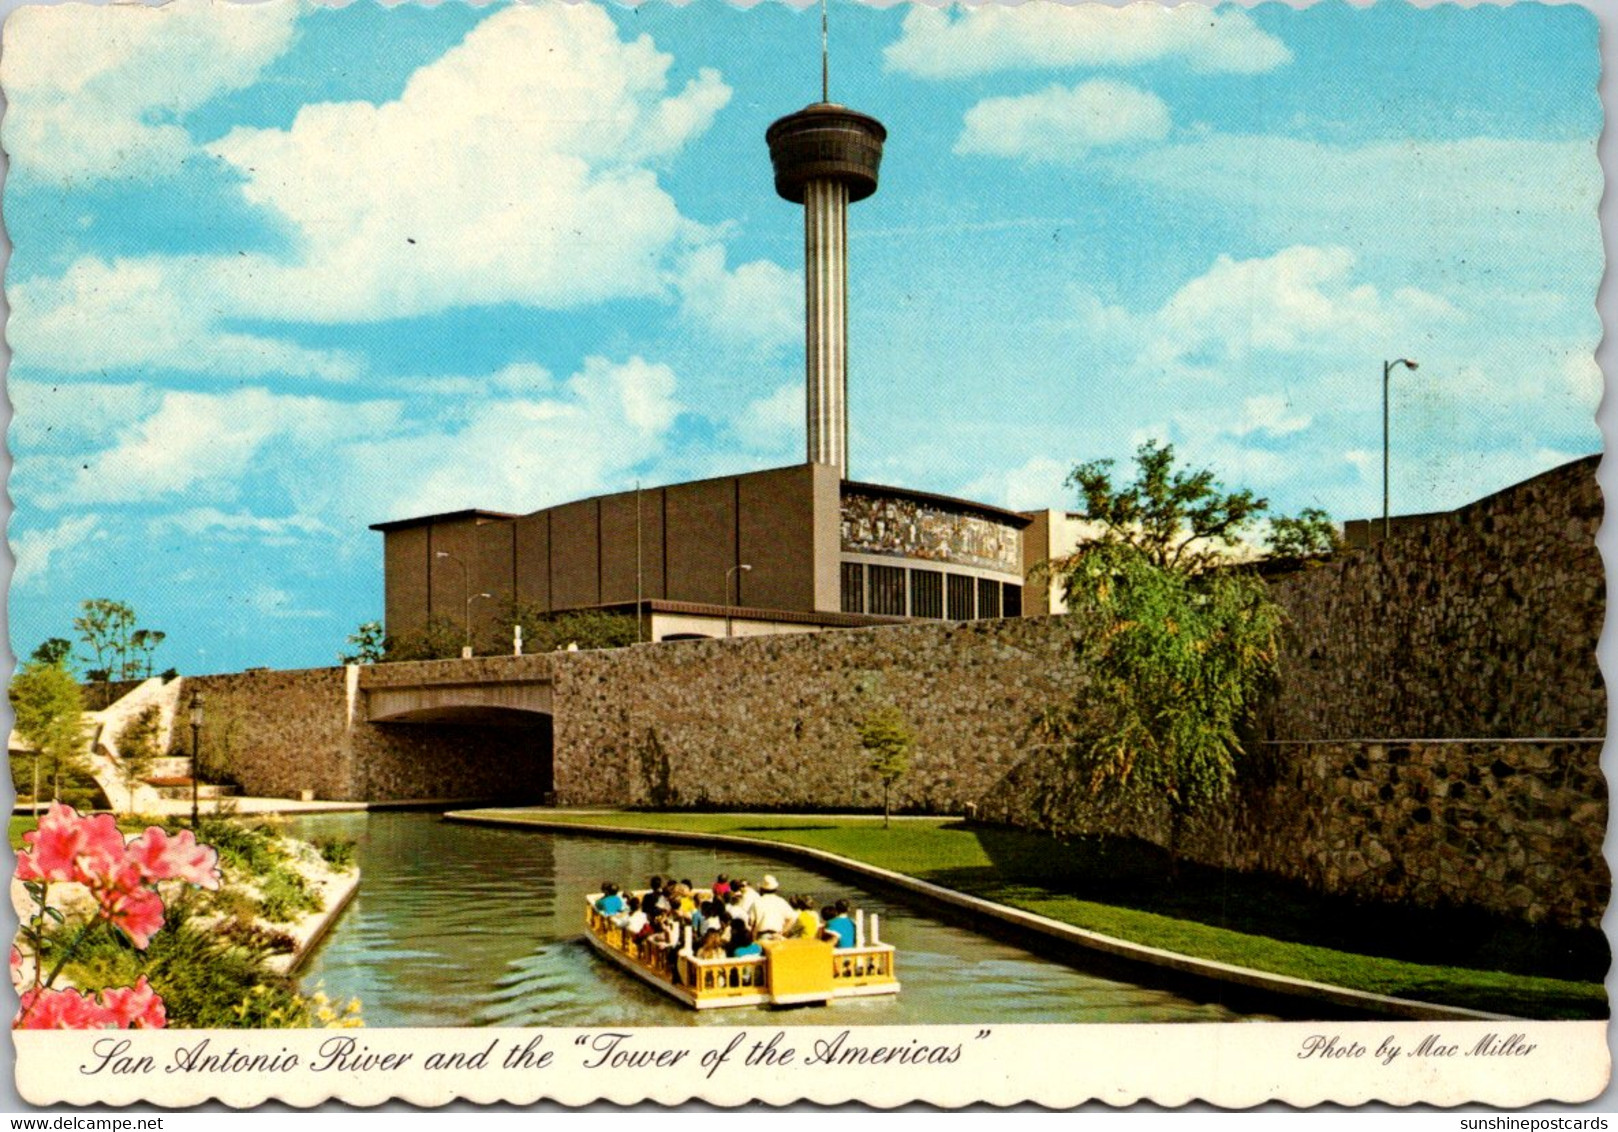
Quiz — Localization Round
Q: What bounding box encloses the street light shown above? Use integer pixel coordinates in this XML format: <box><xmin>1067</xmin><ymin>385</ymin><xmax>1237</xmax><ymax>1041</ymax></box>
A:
<box><xmin>188</xmin><ymin>693</ymin><xmax>204</xmax><ymax>832</ymax></box>
<box><xmin>465</xmin><ymin>592</ymin><xmax>492</xmax><ymax>658</ymax></box>
<box><xmin>724</xmin><ymin>563</ymin><xmax>753</xmax><ymax>638</ymax></box>
<box><xmin>1383</xmin><ymin>358</ymin><xmax>1419</xmax><ymax>541</ymax></box>
<box><xmin>434</xmin><ymin>551</ymin><xmax>471</xmax><ymax>656</ymax></box>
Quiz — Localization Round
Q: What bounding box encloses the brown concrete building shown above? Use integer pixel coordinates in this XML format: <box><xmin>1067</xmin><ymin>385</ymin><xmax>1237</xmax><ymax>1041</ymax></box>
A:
<box><xmin>373</xmin><ymin>463</ymin><xmax>1032</xmax><ymax>644</ymax></box>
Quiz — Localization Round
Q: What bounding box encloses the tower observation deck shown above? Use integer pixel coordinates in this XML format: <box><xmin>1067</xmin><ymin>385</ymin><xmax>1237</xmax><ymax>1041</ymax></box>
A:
<box><xmin>767</xmin><ymin>103</ymin><xmax>886</xmax><ymax>480</ymax></box>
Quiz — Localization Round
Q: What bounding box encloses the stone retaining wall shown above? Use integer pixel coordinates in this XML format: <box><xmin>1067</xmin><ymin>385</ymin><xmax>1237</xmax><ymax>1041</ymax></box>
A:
<box><xmin>1266</xmin><ymin>455</ymin><xmax>1603</xmax><ymax>741</ymax></box>
<box><xmin>183</xmin><ymin>668</ymin><xmax>355</xmax><ymax>800</ymax></box>
<box><xmin>984</xmin><ymin>738</ymin><xmax>1608</xmax><ymax>928</ymax></box>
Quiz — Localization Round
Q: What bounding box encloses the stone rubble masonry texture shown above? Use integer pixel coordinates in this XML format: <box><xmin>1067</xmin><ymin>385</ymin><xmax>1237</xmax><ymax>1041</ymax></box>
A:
<box><xmin>194</xmin><ymin>456</ymin><xmax>1603</xmax><ymax>928</ymax></box>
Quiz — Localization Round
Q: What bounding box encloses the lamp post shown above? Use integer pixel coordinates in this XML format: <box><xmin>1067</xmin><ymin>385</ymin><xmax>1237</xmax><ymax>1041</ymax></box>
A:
<box><xmin>188</xmin><ymin>693</ymin><xmax>204</xmax><ymax>831</ymax></box>
<box><xmin>724</xmin><ymin>563</ymin><xmax>753</xmax><ymax>638</ymax></box>
<box><xmin>465</xmin><ymin>592</ymin><xmax>491</xmax><ymax>658</ymax></box>
<box><xmin>1382</xmin><ymin>358</ymin><xmax>1419</xmax><ymax>541</ymax></box>
<box><xmin>434</xmin><ymin>550</ymin><xmax>470</xmax><ymax>656</ymax></box>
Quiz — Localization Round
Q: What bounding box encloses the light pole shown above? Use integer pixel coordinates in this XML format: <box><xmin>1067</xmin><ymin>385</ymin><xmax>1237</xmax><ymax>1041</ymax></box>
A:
<box><xmin>465</xmin><ymin>592</ymin><xmax>491</xmax><ymax>658</ymax></box>
<box><xmin>434</xmin><ymin>550</ymin><xmax>470</xmax><ymax>656</ymax></box>
<box><xmin>188</xmin><ymin>693</ymin><xmax>204</xmax><ymax>831</ymax></box>
<box><xmin>1383</xmin><ymin>358</ymin><xmax>1419</xmax><ymax>541</ymax></box>
<box><xmin>724</xmin><ymin>563</ymin><xmax>753</xmax><ymax>638</ymax></box>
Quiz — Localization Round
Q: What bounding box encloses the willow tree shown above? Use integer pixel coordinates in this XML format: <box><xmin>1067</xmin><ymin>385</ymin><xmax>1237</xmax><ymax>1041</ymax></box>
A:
<box><xmin>1042</xmin><ymin>542</ymin><xmax>1284</xmax><ymax>865</ymax></box>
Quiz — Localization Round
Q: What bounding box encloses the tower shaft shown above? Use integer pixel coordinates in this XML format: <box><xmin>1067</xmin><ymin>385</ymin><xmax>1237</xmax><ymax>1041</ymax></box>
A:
<box><xmin>766</xmin><ymin>102</ymin><xmax>885</xmax><ymax>482</ymax></box>
<box><xmin>804</xmin><ymin>178</ymin><xmax>849</xmax><ymax>474</ymax></box>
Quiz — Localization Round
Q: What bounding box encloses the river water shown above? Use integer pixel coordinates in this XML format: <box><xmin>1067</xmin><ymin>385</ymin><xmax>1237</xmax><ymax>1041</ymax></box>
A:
<box><xmin>286</xmin><ymin>812</ymin><xmax>1262</xmax><ymax>1027</ymax></box>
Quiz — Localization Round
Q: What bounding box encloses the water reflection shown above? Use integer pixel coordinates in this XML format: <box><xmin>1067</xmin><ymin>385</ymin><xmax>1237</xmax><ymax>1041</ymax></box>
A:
<box><xmin>287</xmin><ymin>812</ymin><xmax>1256</xmax><ymax>1028</ymax></box>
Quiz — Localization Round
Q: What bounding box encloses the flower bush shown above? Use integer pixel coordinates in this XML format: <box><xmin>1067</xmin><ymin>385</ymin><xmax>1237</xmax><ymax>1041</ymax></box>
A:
<box><xmin>13</xmin><ymin>803</ymin><xmax>219</xmax><ymax>1029</ymax></box>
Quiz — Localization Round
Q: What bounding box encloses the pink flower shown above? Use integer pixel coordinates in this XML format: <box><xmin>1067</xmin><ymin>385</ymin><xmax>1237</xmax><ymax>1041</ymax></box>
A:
<box><xmin>17</xmin><ymin>804</ymin><xmax>126</xmax><ymax>886</ymax></box>
<box><xmin>95</xmin><ymin>879</ymin><xmax>166</xmax><ymax>950</ymax></box>
<box><xmin>16</xmin><ymin>987</ymin><xmax>114</xmax><ymax>1030</ymax></box>
<box><xmin>14</xmin><ymin>982</ymin><xmax>167</xmax><ymax>1030</ymax></box>
<box><xmin>125</xmin><ymin>827</ymin><xmax>221</xmax><ymax>890</ymax></box>
<box><xmin>98</xmin><ymin>977</ymin><xmax>166</xmax><ymax>1029</ymax></box>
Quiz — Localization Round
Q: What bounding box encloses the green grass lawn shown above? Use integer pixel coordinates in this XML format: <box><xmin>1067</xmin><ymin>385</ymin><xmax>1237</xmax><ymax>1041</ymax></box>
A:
<box><xmin>493</xmin><ymin>810</ymin><xmax>1608</xmax><ymax>1020</ymax></box>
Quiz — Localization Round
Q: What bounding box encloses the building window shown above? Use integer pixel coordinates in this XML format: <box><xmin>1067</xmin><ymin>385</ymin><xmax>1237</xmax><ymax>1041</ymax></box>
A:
<box><xmin>977</xmin><ymin>577</ymin><xmax>1001</xmax><ymax>619</ymax></box>
<box><xmin>947</xmin><ymin>573</ymin><xmax>975</xmax><ymax>621</ymax></box>
<box><xmin>841</xmin><ymin>563</ymin><xmax>865</xmax><ymax>614</ymax></box>
<box><xmin>1002</xmin><ymin>582</ymin><xmax>1022</xmax><ymax>618</ymax></box>
<box><xmin>910</xmin><ymin>569</ymin><xmax>943</xmax><ymax>618</ymax></box>
<box><xmin>869</xmin><ymin>565</ymin><xmax>906</xmax><ymax>616</ymax></box>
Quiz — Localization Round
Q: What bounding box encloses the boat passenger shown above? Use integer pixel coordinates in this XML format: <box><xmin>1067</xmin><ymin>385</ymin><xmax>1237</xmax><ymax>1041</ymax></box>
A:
<box><xmin>730</xmin><ymin>879</ymin><xmax>759</xmax><ymax>921</ymax></box>
<box><xmin>672</xmin><ymin>883</ymin><xmax>697</xmax><ymax>918</ymax></box>
<box><xmin>595</xmin><ymin>883</ymin><xmax>626</xmax><ymax>917</ymax></box>
<box><xmin>644</xmin><ymin>877</ymin><xmax>670</xmax><ymax>917</ymax></box>
<box><xmin>620</xmin><ymin>895</ymin><xmax>648</xmax><ymax>937</ymax></box>
<box><xmin>728</xmin><ymin>922</ymin><xmax>762</xmax><ymax>958</ymax></box>
<box><xmin>784</xmin><ymin>895</ymin><xmax>820</xmax><ymax>939</ymax></box>
<box><xmin>712</xmin><ymin>874</ymin><xmax>732</xmax><ymax>899</ymax></box>
<box><xmin>696</xmin><ymin>927</ymin><xmax>726</xmax><ymax>960</ymax></box>
<box><xmin>820</xmin><ymin>902</ymin><xmax>856</xmax><ymax>949</ymax></box>
<box><xmin>749</xmin><ymin>875</ymin><xmax>795</xmax><ymax>938</ymax></box>
<box><xmin>692</xmin><ymin>895</ymin><xmax>725</xmax><ymax>939</ymax></box>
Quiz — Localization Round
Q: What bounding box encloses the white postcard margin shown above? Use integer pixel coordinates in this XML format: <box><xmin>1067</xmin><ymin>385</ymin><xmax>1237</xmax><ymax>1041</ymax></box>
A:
<box><xmin>14</xmin><ymin>1020</ymin><xmax>1610</xmax><ymax>1109</ymax></box>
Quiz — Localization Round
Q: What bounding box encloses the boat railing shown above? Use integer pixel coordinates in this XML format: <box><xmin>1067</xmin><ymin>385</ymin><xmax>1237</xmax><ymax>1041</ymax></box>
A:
<box><xmin>829</xmin><ymin>945</ymin><xmax>896</xmax><ymax>985</ymax></box>
<box><xmin>677</xmin><ymin>954</ymin><xmax>769</xmax><ymax>997</ymax></box>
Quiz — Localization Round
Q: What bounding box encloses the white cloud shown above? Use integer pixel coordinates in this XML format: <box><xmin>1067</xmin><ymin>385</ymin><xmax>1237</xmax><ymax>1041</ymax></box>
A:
<box><xmin>1</xmin><ymin>0</ymin><xmax>298</xmax><ymax>183</ymax></box>
<box><xmin>12</xmin><ymin>5</ymin><xmax>751</xmax><ymax>381</ymax></box>
<box><xmin>241</xmin><ymin>584</ymin><xmax>328</xmax><ymax>621</ymax></box>
<box><xmin>147</xmin><ymin>509</ymin><xmax>337</xmax><ymax>545</ymax></box>
<box><xmin>9</xmin><ymin>258</ymin><xmax>362</xmax><ymax>381</ymax></box>
<box><xmin>356</xmin><ymin>355</ymin><xmax>683</xmax><ymax>518</ymax></box>
<box><xmin>8</xmin><ymin>380</ymin><xmax>164</xmax><ymax>448</ymax></box>
<box><xmin>956</xmin><ymin>80</ymin><xmax>1170</xmax><ymax>162</ymax></box>
<box><xmin>677</xmin><ymin>247</ymin><xmax>800</xmax><ymax>352</ymax></box>
<box><xmin>1135</xmin><ymin>246</ymin><xmax>1461</xmax><ymax>377</ymax></box>
<box><xmin>49</xmin><ymin>388</ymin><xmax>401</xmax><ymax>506</ymax></box>
<box><xmin>11</xmin><ymin>513</ymin><xmax>103</xmax><ymax>590</ymax></box>
<box><xmin>885</xmin><ymin>5</ymin><xmax>1291</xmax><ymax>79</ymax></box>
<box><xmin>206</xmin><ymin>4</ymin><xmax>731</xmax><ymax>323</ymax></box>
<box><xmin>961</xmin><ymin>455</ymin><xmax>1072</xmax><ymax>512</ymax></box>
<box><xmin>733</xmin><ymin>382</ymin><xmax>802</xmax><ymax>453</ymax></box>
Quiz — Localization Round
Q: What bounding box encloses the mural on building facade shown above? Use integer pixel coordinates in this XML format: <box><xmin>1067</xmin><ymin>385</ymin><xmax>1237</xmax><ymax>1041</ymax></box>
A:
<box><xmin>840</xmin><ymin>490</ymin><xmax>1021</xmax><ymax>573</ymax></box>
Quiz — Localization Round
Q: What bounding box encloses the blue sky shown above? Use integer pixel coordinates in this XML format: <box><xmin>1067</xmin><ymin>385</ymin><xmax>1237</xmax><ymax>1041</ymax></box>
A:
<box><xmin>2</xmin><ymin>0</ymin><xmax>1602</xmax><ymax>674</ymax></box>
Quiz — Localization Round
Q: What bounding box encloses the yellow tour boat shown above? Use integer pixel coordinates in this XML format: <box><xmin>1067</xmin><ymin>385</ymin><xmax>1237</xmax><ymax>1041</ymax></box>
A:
<box><xmin>584</xmin><ymin>891</ymin><xmax>901</xmax><ymax>1010</ymax></box>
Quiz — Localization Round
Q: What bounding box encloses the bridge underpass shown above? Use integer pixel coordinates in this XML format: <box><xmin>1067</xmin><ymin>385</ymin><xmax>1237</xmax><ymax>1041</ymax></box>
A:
<box><xmin>359</xmin><ymin>674</ymin><xmax>555</xmax><ymax>801</ymax></box>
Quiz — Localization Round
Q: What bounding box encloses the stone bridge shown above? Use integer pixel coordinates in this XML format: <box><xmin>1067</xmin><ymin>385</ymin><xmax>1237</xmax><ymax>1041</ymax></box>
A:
<box><xmin>360</xmin><ymin>670</ymin><xmax>554</xmax><ymax>725</ymax></box>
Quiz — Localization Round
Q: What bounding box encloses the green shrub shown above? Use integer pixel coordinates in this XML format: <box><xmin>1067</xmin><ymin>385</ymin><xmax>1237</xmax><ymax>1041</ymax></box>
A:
<box><xmin>64</xmin><ymin>922</ymin><xmax>307</xmax><ymax>1029</ymax></box>
<box><xmin>257</xmin><ymin>870</ymin><xmax>322</xmax><ymax>923</ymax></box>
<box><xmin>314</xmin><ymin>837</ymin><xmax>357</xmax><ymax>871</ymax></box>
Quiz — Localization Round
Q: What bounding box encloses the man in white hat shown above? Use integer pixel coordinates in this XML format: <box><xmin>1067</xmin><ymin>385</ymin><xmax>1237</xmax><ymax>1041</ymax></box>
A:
<box><xmin>749</xmin><ymin>874</ymin><xmax>795</xmax><ymax>939</ymax></box>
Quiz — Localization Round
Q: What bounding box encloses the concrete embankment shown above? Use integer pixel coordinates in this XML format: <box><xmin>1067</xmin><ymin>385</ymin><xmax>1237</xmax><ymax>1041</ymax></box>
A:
<box><xmin>446</xmin><ymin>809</ymin><xmax>1513</xmax><ymax>1024</ymax></box>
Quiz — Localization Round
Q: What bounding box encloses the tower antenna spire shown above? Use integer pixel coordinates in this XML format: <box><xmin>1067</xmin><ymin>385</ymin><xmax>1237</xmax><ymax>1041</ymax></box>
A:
<box><xmin>821</xmin><ymin>0</ymin><xmax>829</xmax><ymax>103</ymax></box>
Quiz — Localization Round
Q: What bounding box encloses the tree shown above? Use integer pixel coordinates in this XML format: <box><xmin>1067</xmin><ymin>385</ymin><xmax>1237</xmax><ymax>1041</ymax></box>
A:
<box><xmin>74</xmin><ymin>599</ymin><xmax>136</xmax><ymax>682</ymax></box>
<box><xmin>1064</xmin><ymin>440</ymin><xmax>1268</xmax><ymax>576</ymax></box>
<box><xmin>501</xmin><ymin>601</ymin><xmax>639</xmax><ymax>654</ymax></box>
<box><xmin>1042</xmin><ymin>542</ymin><xmax>1284</xmax><ymax>868</ymax></box>
<box><xmin>339</xmin><ymin>621</ymin><xmax>387</xmax><ymax>665</ymax></box>
<box><xmin>1266</xmin><ymin>507</ymin><xmax>1342</xmax><ymax>559</ymax></box>
<box><xmin>381</xmin><ymin>616</ymin><xmax>467</xmax><ymax>662</ymax></box>
<box><xmin>857</xmin><ymin>704</ymin><xmax>913</xmax><ymax>829</ymax></box>
<box><xmin>30</xmin><ymin>639</ymin><xmax>74</xmax><ymax>670</ymax></box>
<box><xmin>9</xmin><ymin>660</ymin><xmax>89</xmax><ymax>812</ymax></box>
<box><xmin>73</xmin><ymin>599</ymin><xmax>165</xmax><ymax>699</ymax></box>
<box><xmin>114</xmin><ymin>705</ymin><xmax>163</xmax><ymax>812</ymax></box>
<box><xmin>130</xmin><ymin>629</ymin><xmax>167</xmax><ymax>679</ymax></box>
